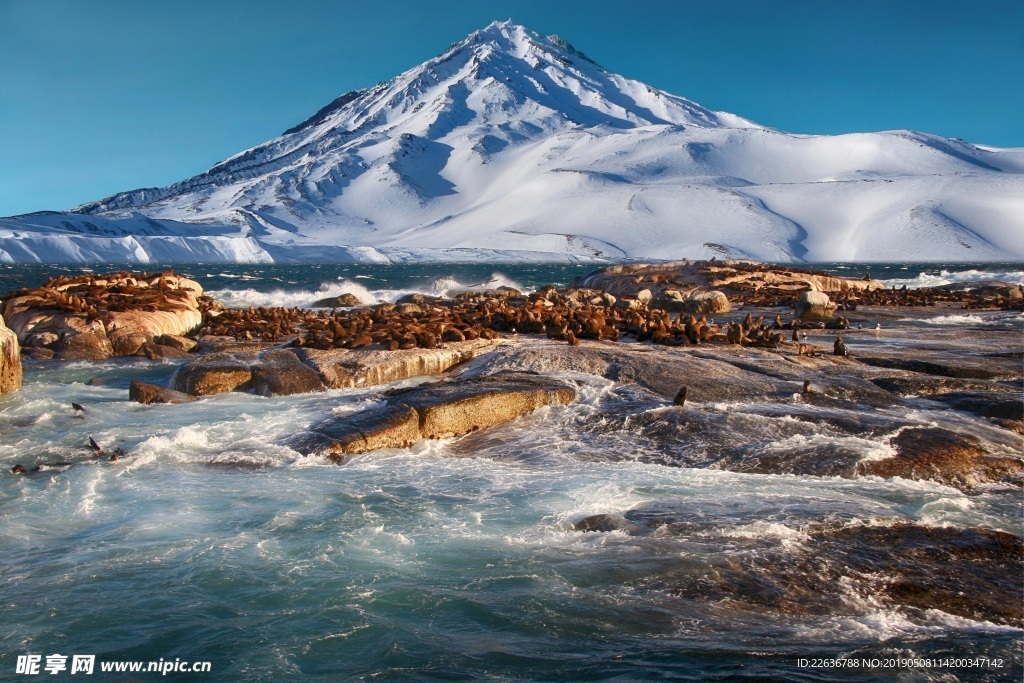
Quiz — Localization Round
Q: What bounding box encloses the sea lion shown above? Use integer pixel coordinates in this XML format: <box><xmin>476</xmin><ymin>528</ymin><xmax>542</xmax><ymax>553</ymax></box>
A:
<box><xmin>674</xmin><ymin>387</ymin><xmax>688</xmax><ymax>407</ymax></box>
<box><xmin>834</xmin><ymin>336</ymin><xmax>848</xmax><ymax>357</ymax></box>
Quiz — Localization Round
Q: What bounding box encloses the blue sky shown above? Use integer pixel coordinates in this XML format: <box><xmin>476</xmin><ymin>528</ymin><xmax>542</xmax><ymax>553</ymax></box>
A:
<box><xmin>1</xmin><ymin>0</ymin><xmax>1020</xmax><ymax>216</ymax></box>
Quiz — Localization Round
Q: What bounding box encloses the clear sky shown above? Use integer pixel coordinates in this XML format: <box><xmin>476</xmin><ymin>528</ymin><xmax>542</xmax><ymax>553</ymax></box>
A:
<box><xmin>1</xmin><ymin>0</ymin><xmax>1020</xmax><ymax>217</ymax></box>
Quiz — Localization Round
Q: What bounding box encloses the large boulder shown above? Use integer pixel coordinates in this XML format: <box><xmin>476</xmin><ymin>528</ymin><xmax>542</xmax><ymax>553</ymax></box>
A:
<box><xmin>683</xmin><ymin>290</ymin><xmax>730</xmax><ymax>315</ymax></box>
<box><xmin>794</xmin><ymin>291</ymin><xmax>835</xmax><ymax>319</ymax></box>
<box><xmin>288</xmin><ymin>372</ymin><xmax>577</xmax><ymax>458</ymax></box>
<box><xmin>250</xmin><ymin>349</ymin><xmax>326</xmax><ymax>396</ymax></box>
<box><xmin>312</xmin><ymin>293</ymin><xmax>362</xmax><ymax>308</ymax></box>
<box><xmin>0</xmin><ymin>314</ymin><xmax>21</xmax><ymax>395</ymax></box>
<box><xmin>173</xmin><ymin>352</ymin><xmax>256</xmax><ymax>396</ymax></box>
<box><xmin>287</xmin><ymin>405</ymin><xmax>422</xmax><ymax>460</ymax></box>
<box><xmin>393</xmin><ymin>371</ymin><xmax>577</xmax><ymax>440</ymax></box>
<box><xmin>129</xmin><ymin>380</ymin><xmax>197</xmax><ymax>405</ymax></box>
<box><xmin>2</xmin><ymin>271</ymin><xmax>208</xmax><ymax>360</ymax></box>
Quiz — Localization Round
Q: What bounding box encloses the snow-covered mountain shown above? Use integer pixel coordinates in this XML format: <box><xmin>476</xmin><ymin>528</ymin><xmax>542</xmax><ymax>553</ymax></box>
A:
<box><xmin>3</xmin><ymin>21</ymin><xmax>1023</xmax><ymax>264</ymax></box>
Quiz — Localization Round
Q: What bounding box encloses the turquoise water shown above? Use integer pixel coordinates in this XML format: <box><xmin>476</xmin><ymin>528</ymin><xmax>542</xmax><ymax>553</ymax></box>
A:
<box><xmin>1</xmin><ymin>263</ymin><xmax>1022</xmax><ymax>681</ymax></box>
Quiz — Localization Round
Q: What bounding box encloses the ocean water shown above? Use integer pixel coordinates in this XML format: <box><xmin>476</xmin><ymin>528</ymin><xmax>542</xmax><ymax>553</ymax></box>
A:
<box><xmin>1</xmin><ymin>262</ymin><xmax>1022</xmax><ymax>681</ymax></box>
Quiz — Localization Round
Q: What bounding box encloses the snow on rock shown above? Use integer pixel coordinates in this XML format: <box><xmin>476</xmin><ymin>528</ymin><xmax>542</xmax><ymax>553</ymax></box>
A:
<box><xmin>1</xmin><ymin>21</ymin><xmax>1022</xmax><ymax>263</ymax></box>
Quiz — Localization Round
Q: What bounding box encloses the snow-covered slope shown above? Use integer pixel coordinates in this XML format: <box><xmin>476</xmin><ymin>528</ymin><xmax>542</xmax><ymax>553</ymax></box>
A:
<box><xmin>2</xmin><ymin>21</ymin><xmax>1022</xmax><ymax>263</ymax></box>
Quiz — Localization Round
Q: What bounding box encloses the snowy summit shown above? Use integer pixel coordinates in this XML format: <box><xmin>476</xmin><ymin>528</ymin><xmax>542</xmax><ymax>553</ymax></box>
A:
<box><xmin>2</xmin><ymin>21</ymin><xmax>1022</xmax><ymax>264</ymax></box>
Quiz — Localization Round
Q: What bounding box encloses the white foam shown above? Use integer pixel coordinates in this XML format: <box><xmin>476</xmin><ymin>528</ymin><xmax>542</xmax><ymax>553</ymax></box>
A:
<box><xmin>207</xmin><ymin>271</ymin><xmax>527</xmax><ymax>309</ymax></box>
<box><xmin>903</xmin><ymin>311</ymin><xmax>1024</xmax><ymax>327</ymax></box>
<box><xmin>879</xmin><ymin>268</ymin><xmax>1024</xmax><ymax>288</ymax></box>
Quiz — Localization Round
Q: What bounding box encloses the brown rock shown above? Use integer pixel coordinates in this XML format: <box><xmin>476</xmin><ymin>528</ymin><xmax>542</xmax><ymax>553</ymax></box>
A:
<box><xmin>859</xmin><ymin>427</ymin><xmax>1022</xmax><ymax>489</ymax></box>
<box><xmin>312</xmin><ymin>293</ymin><xmax>362</xmax><ymax>308</ymax></box>
<box><xmin>158</xmin><ymin>334</ymin><xmax>198</xmax><ymax>352</ymax></box>
<box><xmin>250</xmin><ymin>349</ymin><xmax>326</xmax><ymax>396</ymax></box>
<box><xmin>288</xmin><ymin>404</ymin><xmax>421</xmax><ymax>458</ymax></box>
<box><xmin>794</xmin><ymin>291</ymin><xmax>835</xmax><ymax>319</ymax></box>
<box><xmin>110</xmin><ymin>331</ymin><xmax>150</xmax><ymax>356</ymax></box>
<box><xmin>173</xmin><ymin>352</ymin><xmax>255</xmax><ymax>396</ymax></box>
<box><xmin>293</xmin><ymin>339</ymin><xmax>496</xmax><ymax>389</ymax></box>
<box><xmin>0</xmin><ymin>314</ymin><xmax>21</xmax><ymax>395</ymax></box>
<box><xmin>129</xmin><ymin>380</ymin><xmax>197</xmax><ymax>405</ymax></box>
<box><xmin>393</xmin><ymin>372</ymin><xmax>577</xmax><ymax>440</ymax></box>
<box><xmin>142</xmin><ymin>343</ymin><xmax>190</xmax><ymax>360</ymax></box>
<box><xmin>683</xmin><ymin>290</ymin><xmax>730</xmax><ymax>315</ymax></box>
<box><xmin>288</xmin><ymin>372</ymin><xmax>576</xmax><ymax>457</ymax></box>
<box><xmin>55</xmin><ymin>332</ymin><xmax>114</xmax><ymax>361</ymax></box>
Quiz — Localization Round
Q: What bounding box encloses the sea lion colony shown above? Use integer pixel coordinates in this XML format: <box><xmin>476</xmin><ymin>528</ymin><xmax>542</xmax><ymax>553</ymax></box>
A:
<box><xmin>2</xmin><ymin>268</ymin><xmax>1020</xmax><ymax>358</ymax></box>
<box><xmin>196</xmin><ymin>289</ymin><xmax>849</xmax><ymax>352</ymax></box>
<box><xmin>0</xmin><ymin>271</ymin><xmax>220</xmax><ymax>319</ymax></box>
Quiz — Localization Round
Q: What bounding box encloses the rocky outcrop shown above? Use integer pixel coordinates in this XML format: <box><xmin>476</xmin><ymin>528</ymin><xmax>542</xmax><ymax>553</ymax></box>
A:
<box><xmin>684</xmin><ymin>290</ymin><xmax>730</xmax><ymax>315</ymax></box>
<box><xmin>249</xmin><ymin>349</ymin><xmax>326</xmax><ymax>396</ymax></box>
<box><xmin>794</xmin><ymin>291</ymin><xmax>835</xmax><ymax>319</ymax></box>
<box><xmin>129</xmin><ymin>380</ymin><xmax>197</xmax><ymax>405</ymax></box>
<box><xmin>574</xmin><ymin>506</ymin><xmax>1023</xmax><ymax>627</ymax></box>
<box><xmin>288</xmin><ymin>372</ymin><xmax>577</xmax><ymax>459</ymax></box>
<box><xmin>575</xmin><ymin>260</ymin><xmax>884</xmax><ymax>300</ymax></box>
<box><xmin>2</xmin><ymin>271</ymin><xmax>211</xmax><ymax>361</ymax></box>
<box><xmin>293</xmin><ymin>339</ymin><xmax>496</xmax><ymax>389</ymax></box>
<box><xmin>174</xmin><ymin>352</ymin><xmax>257</xmax><ymax>396</ymax></box>
<box><xmin>858</xmin><ymin>427</ymin><xmax>1022</xmax><ymax>489</ymax></box>
<box><xmin>312</xmin><ymin>293</ymin><xmax>362</xmax><ymax>307</ymax></box>
<box><xmin>173</xmin><ymin>340</ymin><xmax>495</xmax><ymax>398</ymax></box>
<box><xmin>0</xmin><ymin>313</ymin><xmax>21</xmax><ymax>395</ymax></box>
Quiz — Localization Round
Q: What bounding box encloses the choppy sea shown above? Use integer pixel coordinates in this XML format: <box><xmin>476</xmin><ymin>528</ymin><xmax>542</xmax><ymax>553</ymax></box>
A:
<box><xmin>1</xmin><ymin>262</ymin><xmax>1022</xmax><ymax>681</ymax></box>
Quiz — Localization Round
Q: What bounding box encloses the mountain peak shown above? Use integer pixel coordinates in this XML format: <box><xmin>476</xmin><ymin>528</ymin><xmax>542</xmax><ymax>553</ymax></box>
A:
<box><xmin>13</xmin><ymin>20</ymin><xmax>1016</xmax><ymax>266</ymax></box>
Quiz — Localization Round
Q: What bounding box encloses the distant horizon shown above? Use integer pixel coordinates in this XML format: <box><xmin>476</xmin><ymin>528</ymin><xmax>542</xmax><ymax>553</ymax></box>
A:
<box><xmin>2</xmin><ymin>0</ymin><xmax>1020</xmax><ymax>217</ymax></box>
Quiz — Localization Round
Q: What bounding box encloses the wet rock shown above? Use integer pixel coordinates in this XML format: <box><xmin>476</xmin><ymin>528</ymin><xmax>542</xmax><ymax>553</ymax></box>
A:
<box><xmin>927</xmin><ymin>391</ymin><xmax>1023</xmax><ymax>421</ymax></box>
<box><xmin>312</xmin><ymin>293</ymin><xmax>362</xmax><ymax>308</ymax></box>
<box><xmin>0</xmin><ymin>314</ymin><xmax>21</xmax><ymax>395</ymax></box>
<box><xmin>110</xmin><ymin>331</ymin><xmax>150</xmax><ymax>356</ymax></box>
<box><xmin>392</xmin><ymin>371</ymin><xmax>576</xmax><ymax>440</ymax></box>
<box><xmin>598</xmin><ymin>505</ymin><xmax>1023</xmax><ymax>627</ymax></box>
<box><xmin>55</xmin><ymin>332</ymin><xmax>114</xmax><ymax>361</ymax></box>
<box><xmin>288</xmin><ymin>372</ymin><xmax>576</xmax><ymax>457</ymax></box>
<box><xmin>25</xmin><ymin>332</ymin><xmax>58</xmax><ymax>348</ymax></box>
<box><xmin>287</xmin><ymin>404</ymin><xmax>421</xmax><ymax>459</ymax></box>
<box><xmin>194</xmin><ymin>336</ymin><xmax>277</xmax><ymax>355</ymax></box>
<box><xmin>572</xmin><ymin>514</ymin><xmax>648</xmax><ymax>534</ymax></box>
<box><xmin>129</xmin><ymin>380</ymin><xmax>197</xmax><ymax>405</ymax></box>
<box><xmin>158</xmin><ymin>334</ymin><xmax>198</xmax><ymax>353</ymax></box>
<box><xmin>142</xmin><ymin>343</ymin><xmax>190</xmax><ymax>361</ymax></box>
<box><xmin>858</xmin><ymin>427</ymin><xmax>1022</xmax><ymax>489</ymax></box>
<box><xmin>684</xmin><ymin>290</ymin><xmax>730</xmax><ymax>315</ymax></box>
<box><xmin>794</xmin><ymin>291</ymin><xmax>835</xmax><ymax>319</ymax></box>
<box><xmin>870</xmin><ymin>375</ymin><xmax>1007</xmax><ymax>396</ymax></box>
<box><xmin>25</xmin><ymin>347</ymin><xmax>54</xmax><ymax>361</ymax></box>
<box><xmin>173</xmin><ymin>352</ymin><xmax>255</xmax><ymax>396</ymax></box>
<box><xmin>293</xmin><ymin>339</ymin><xmax>495</xmax><ymax>389</ymax></box>
<box><xmin>856</xmin><ymin>356</ymin><xmax>1012</xmax><ymax>380</ymax></box>
<box><xmin>250</xmin><ymin>349</ymin><xmax>325</xmax><ymax>396</ymax></box>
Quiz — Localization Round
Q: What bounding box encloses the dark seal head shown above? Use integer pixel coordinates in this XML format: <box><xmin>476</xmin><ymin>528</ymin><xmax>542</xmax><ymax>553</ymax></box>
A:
<box><xmin>11</xmin><ymin>464</ymin><xmax>28</xmax><ymax>474</ymax></box>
